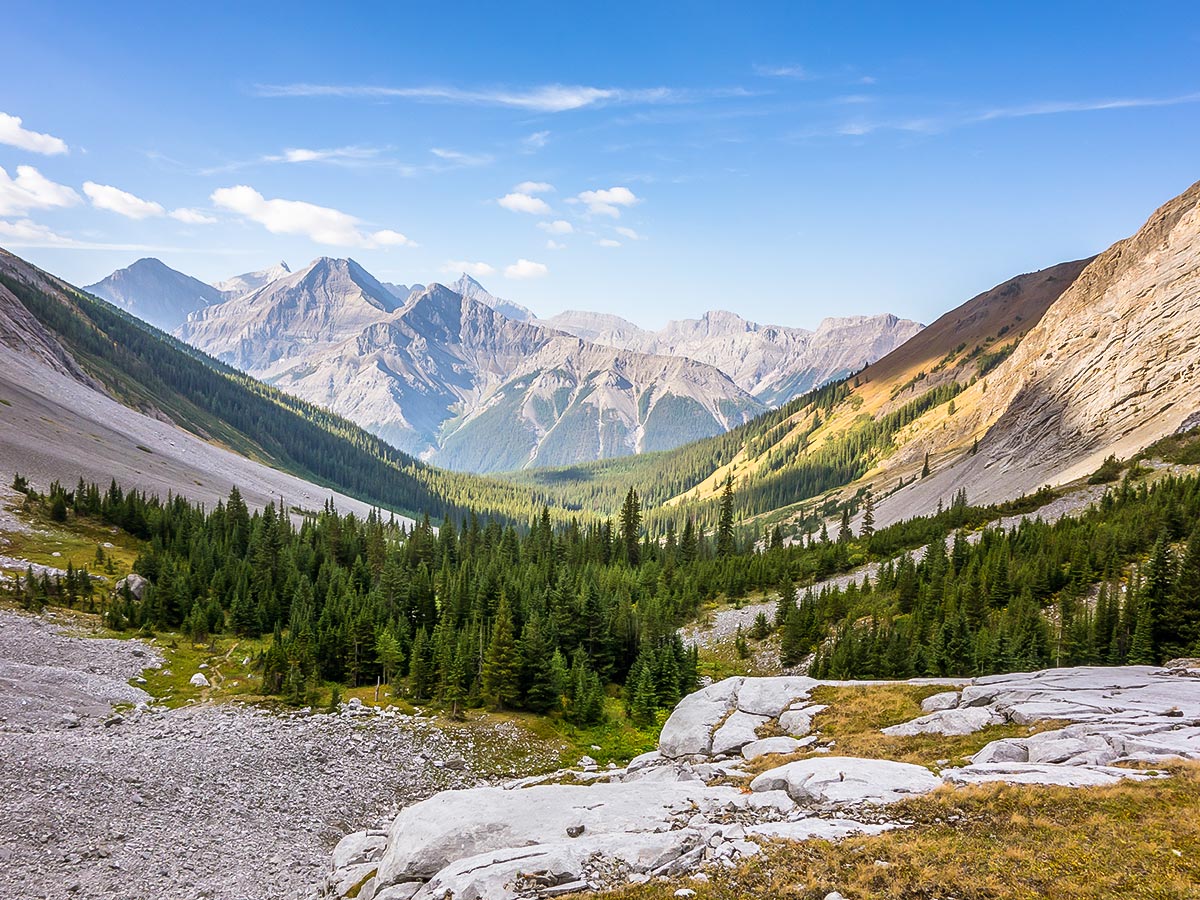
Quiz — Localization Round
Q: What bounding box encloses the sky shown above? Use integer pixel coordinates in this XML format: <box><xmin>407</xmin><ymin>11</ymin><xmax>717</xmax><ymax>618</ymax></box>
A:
<box><xmin>1</xmin><ymin>1</ymin><xmax>1199</xmax><ymax>329</ymax></box>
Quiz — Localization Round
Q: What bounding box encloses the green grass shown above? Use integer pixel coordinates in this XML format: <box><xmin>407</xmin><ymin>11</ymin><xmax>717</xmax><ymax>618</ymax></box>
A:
<box><xmin>0</xmin><ymin>503</ymin><xmax>140</xmax><ymax>581</ymax></box>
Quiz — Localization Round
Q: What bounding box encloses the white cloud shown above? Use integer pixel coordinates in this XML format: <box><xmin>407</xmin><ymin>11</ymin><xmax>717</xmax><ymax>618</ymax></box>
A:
<box><xmin>0</xmin><ymin>113</ymin><xmax>69</xmax><ymax>155</ymax></box>
<box><xmin>615</xmin><ymin>226</ymin><xmax>643</xmax><ymax>240</ymax></box>
<box><xmin>575</xmin><ymin>186</ymin><xmax>640</xmax><ymax>218</ymax></box>
<box><xmin>83</xmin><ymin>182</ymin><xmax>165</xmax><ymax>219</ymax></box>
<box><xmin>523</xmin><ymin>131</ymin><xmax>550</xmax><ymax>151</ymax></box>
<box><xmin>0</xmin><ymin>165</ymin><xmax>80</xmax><ymax>216</ymax></box>
<box><xmin>442</xmin><ymin>260</ymin><xmax>495</xmax><ymax>277</ymax></box>
<box><xmin>211</xmin><ymin>185</ymin><xmax>411</xmax><ymax>248</ymax></box>
<box><xmin>254</xmin><ymin>82</ymin><xmax>682</xmax><ymax>112</ymax></box>
<box><xmin>538</xmin><ymin>219</ymin><xmax>573</xmax><ymax>235</ymax></box>
<box><xmin>169</xmin><ymin>207</ymin><xmax>217</xmax><ymax>224</ymax></box>
<box><xmin>498</xmin><ymin>191</ymin><xmax>552</xmax><ymax>214</ymax></box>
<box><xmin>514</xmin><ymin>181</ymin><xmax>554</xmax><ymax>194</ymax></box>
<box><xmin>504</xmin><ymin>258</ymin><xmax>548</xmax><ymax>280</ymax></box>
<box><xmin>545</xmin><ymin>239</ymin><xmax>565</xmax><ymax>250</ymax></box>
<box><xmin>596</xmin><ymin>238</ymin><xmax>621</xmax><ymax>248</ymax></box>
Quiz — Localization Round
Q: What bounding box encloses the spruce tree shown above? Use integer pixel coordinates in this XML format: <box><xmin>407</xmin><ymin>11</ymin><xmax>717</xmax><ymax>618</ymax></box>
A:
<box><xmin>482</xmin><ymin>595</ymin><xmax>521</xmax><ymax>709</ymax></box>
<box><xmin>618</xmin><ymin>488</ymin><xmax>642</xmax><ymax>567</ymax></box>
<box><xmin>716</xmin><ymin>475</ymin><xmax>736</xmax><ymax>558</ymax></box>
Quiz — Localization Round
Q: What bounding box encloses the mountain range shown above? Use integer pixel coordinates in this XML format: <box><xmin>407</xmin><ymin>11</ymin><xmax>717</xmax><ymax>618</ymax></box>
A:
<box><xmin>82</xmin><ymin>255</ymin><xmax>920</xmax><ymax>472</ymax></box>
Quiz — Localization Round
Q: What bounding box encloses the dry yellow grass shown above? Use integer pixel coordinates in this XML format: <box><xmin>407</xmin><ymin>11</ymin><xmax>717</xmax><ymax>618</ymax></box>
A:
<box><xmin>607</xmin><ymin>762</ymin><xmax>1200</xmax><ymax>900</ymax></box>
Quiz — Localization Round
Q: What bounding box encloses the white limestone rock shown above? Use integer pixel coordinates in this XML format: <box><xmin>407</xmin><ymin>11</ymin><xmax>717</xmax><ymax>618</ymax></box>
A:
<box><xmin>189</xmin><ymin>672</ymin><xmax>209</xmax><ymax>688</ymax></box>
<box><xmin>920</xmin><ymin>691</ymin><xmax>960</xmax><ymax>713</ymax></box>
<box><xmin>376</xmin><ymin>781</ymin><xmax>746</xmax><ymax>885</ymax></box>
<box><xmin>658</xmin><ymin>677</ymin><xmax>742</xmax><ymax>758</ymax></box>
<box><xmin>742</xmin><ymin>736</ymin><xmax>806</xmax><ymax>761</ymax></box>
<box><xmin>735</xmin><ymin>676</ymin><xmax>818</xmax><ymax>717</ymax></box>
<box><xmin>881</xmin><ymin>706</ymin><xmax>1002</xmax><ymax>737</ymax></box>
<box><xmin>942</xmin><ymin>762</ymin><xmax>1155</xmax><ymax>788</ymax></box>
<box><xmin>710</xmin><ymin>710</ymin><xmax>770</xmax><ymax>756</ymax></box>
<box><xmin>778</xmin><ymin>704</ymin><xmax>827</xmax><ymax>737</ymax></box>
<box><xmin>747</xmin><ymin>818</ymin><xmax>897</xmax><ymax>842</ymax></box>
<box><xmin>749</xmin><ymin>757</ymin><xmax>941</xmax><ymax>806</ymax></box>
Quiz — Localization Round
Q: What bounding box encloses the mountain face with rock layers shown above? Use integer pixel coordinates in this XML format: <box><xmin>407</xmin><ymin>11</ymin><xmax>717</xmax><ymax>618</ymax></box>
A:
<box><xmin>542</xmin><ymin>307</ymin><xmax>924</xmax><ymax>405</ymax></box>
<box><xmin>867</xmin><ymin>178</ymin><xmax>1200</xmax><ymax>525</ymax></box>
<box><xmin>83</xmin><ymin>257</ymin><xmax>229</xmax><ymax>332</ymax></box>
<box><xmin>183</xmin><ymin>266</ymin><xmax>767</xmax><ymax>470</ymax></box>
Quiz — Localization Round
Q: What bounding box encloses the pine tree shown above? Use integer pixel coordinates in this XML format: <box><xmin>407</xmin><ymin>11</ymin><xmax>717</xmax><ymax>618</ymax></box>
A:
<box><xmin>716</xmin><ymin>475</ymin><xmax>736</xmax><ymax>558</ymax></box>
<box><xmin>1129</xmin><ymin>598</ymin><xmax>1156</xmax><ymax>665</ymax></box>
<box><xmin>1166</xmin><ymin>527</ymin><xmax>1200</xmax><ymax>657</ymax></box>
<box><xmin>482</xmin><ymin>594</ymin><xmax>521</xmax><ymax>709</ymax></box>
<box><xmin>780</xmin><ymin>603</ymin><xmax>808</xmax><ymax>667</ymax></box>
<box><xmin>921</xmin><ymin>452</ymin><xmax>931</xmax><ymax>478</ymax></box>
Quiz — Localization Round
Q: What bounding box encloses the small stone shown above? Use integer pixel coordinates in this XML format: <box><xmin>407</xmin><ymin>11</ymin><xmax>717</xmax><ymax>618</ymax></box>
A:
<box><xmin>566</xmin><ymin>824</ymin><xmax>585</xmax><ymax>838</ymax></box>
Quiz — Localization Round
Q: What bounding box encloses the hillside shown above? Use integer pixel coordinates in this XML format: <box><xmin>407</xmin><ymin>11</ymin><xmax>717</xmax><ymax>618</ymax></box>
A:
<box><xmin>0</xmin><ymin>248</ymin><xmax>556</xmax><ymax>522</ymax></box>
<box><xmin>507</xmin><ymin>255</ymin><xmax>1091</xmax><ymax>529</ymax></box>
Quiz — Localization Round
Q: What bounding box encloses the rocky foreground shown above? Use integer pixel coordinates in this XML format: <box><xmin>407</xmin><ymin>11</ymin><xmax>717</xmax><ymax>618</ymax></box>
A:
<box><xmin>0</xmin><ymin>609</ymin><xmax>553</xmax><ymax>900</ymax></box>
<box><xmin>326</xmin><ymin>665</ymin><xmax>1200</xmax><ymax>900</ymax></box>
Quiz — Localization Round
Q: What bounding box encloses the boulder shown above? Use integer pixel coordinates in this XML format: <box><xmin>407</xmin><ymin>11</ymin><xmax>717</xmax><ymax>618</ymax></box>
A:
<box><xmin>749</xmin><ymin>757</ymin><xmax>941</xmax><ymax>806</ymax></box>
<box><xmin>741</xmin><ymin>736</ymin><xmax>805</xmax><ymax>761</ymax></box>
<box><xmin>970</xmin><ymin>739</ymin><xmax>1029</xmax><ymax>764</ymax></box>
<box><xmin>658</xmin><ymin>677</ymin><xmax>742</xmax><ymax>758</ymax></box>
<box><xmin>881</xmin><ymin>706</ymin><xmax>1002</xmax><ymax>737</ymax></box>
<box><xmin>1025</xmin><ymin>733</ymin><xmax>1116</xmax><ymax>766</ymax></box>
<box><xmin>735</xmin><ymin>677</ymin><xmax>818</xmax><ymax>717</ymax></box>
<box><xmin>188</xmin><ymin>672</ymin><xmax>209</xmax><ymax>688</ymax></box>
<box><xmin>375</xmin><ymin>781</ymin><xmax>747</xmax><ymax>884</ymax></box>
<box><xmin>920</xmin><ymin>691</ymin><xmax>960</xmax><ymax>713</ymax></box>
<box><xmin>114</xmin><ymin>573</ymin><xmax>148</xmax><ymax>600</ymax></box>
<box><xmin>778</xmin><ymin>704</ymin><xmax>827</xmax><ymax>737</ymax></box>
<box><xmin>710</xmin><ymin>710</ymin><xmax>770</xmax><ymax>756</ymax></box>
<box><xmin>333</xmin><ymin>830</ymin><xmax>388</xmax><ymax>870</ymax></box>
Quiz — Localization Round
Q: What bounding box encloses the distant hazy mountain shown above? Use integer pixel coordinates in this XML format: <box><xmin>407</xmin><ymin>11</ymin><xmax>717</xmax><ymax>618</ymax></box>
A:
<box><xmin>542</xmin><ymin>308</ymin><xmax>924</xmax><ymax>405</ymax></box>
<box><xmin>84</xmin><ymin>258</ymin><xmax>227</xmax><ymax>331</ymax></box>
<box><xmin>212</xmin><ymin>261</ymin><xmax>291</xmax><ymax>297</ymax></box>
<box><xmin>383</xmin><ymin>282</ymin><xmax>424</xmax><ymax>302</ymax></box>
<box><xmin>450</xmin><ymin>273</ymin><xmax>535</xmax><ymax>322</ymax></box>
<box><xmin>174</xmin><ymin>260</ymin><xmax>764</xmax><ymax>470</ymax></box>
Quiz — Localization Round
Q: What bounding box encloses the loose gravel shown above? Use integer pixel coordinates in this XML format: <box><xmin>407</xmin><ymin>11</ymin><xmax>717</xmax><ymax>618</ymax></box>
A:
<box><xmin>0</xmin><ymin>608</ymin><xmax>556</xmax><ymax>900</ymax></box>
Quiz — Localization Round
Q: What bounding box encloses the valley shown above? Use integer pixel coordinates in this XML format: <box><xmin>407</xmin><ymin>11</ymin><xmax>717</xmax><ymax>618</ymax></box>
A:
<box><xmin>3</xmin><ymin>15</ymin><xmax>1200</xmax><ymax>898</ymax></box>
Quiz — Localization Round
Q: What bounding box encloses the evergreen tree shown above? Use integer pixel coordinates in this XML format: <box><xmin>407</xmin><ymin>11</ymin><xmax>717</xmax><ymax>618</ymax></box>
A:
<box><xmin>482</xmin><ymin>594</ymin><xmax>521</xmax><ymax>709</ymax></box>
<box><xmin>619</xmin><ymin>488</ymin><xmax>642</xmax><ymax>567</ymax></box>
<box><xmin>716</xmin><ymin>475</ymin><xmax>736</xmax><ymax>558</ymax></box>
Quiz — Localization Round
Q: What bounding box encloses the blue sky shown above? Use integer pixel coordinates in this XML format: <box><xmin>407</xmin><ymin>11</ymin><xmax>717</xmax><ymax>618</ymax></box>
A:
<box><xmin>2</xmin><ymin>1</ymin><xmax>1199</xmax><ymax>328</ymax></box>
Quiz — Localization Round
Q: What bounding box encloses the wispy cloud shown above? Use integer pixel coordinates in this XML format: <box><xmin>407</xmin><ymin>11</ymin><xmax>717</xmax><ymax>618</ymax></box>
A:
<box><xmin>754</xmin><ymin>64</ymin><xmax>810</xmax><ymax>79</ymax></box>
<box><xmin>264</xmin><ymin>146</ymin><xmax>383</xmax><ymax>165</ymax></box>
<box><xmin>253</xmin><ymin>82</ymin><xmax>742</xmax><ymax>113</ymax></box>
<box><xmin>522</xmin><ymin>130</ymin><xmax>550</xmax><ymax>151</ymax></box>
<box><xmin>430</xmin><ymin>147</ymin><xmax>493</xmax><ymax>167</ymax></box>
<box><xmin>0</xmin><ymin>112</ymin><xmax>69</xmax><ymax>155</ymax></box>
<box><xmin>808</xmin><ymin>90</ymin><xmax>1200</xmax><ymax>140</ymax></box>
<box><xmin>596</xmin><ymin>238</ymin><xmax>621</xmax><ymax>248</ymax></box>
<box><xmin>0</xmin><ymin>218</ymin><xmax>179</xmax><ymax>251</ymax></box>
<box><xmin>538</xmin><ymin>219</ymin><xmax>573</xmax><ymax>235</ymax></box>
<box><xmin>212</xmin><ymin>185</ymin><xmax>411</xmax><ymax>248</ymax></box>
<box><xmin>614</xmin><ymin>226</ymin><xmax>643</xmax><ymax>240</ymax></box>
